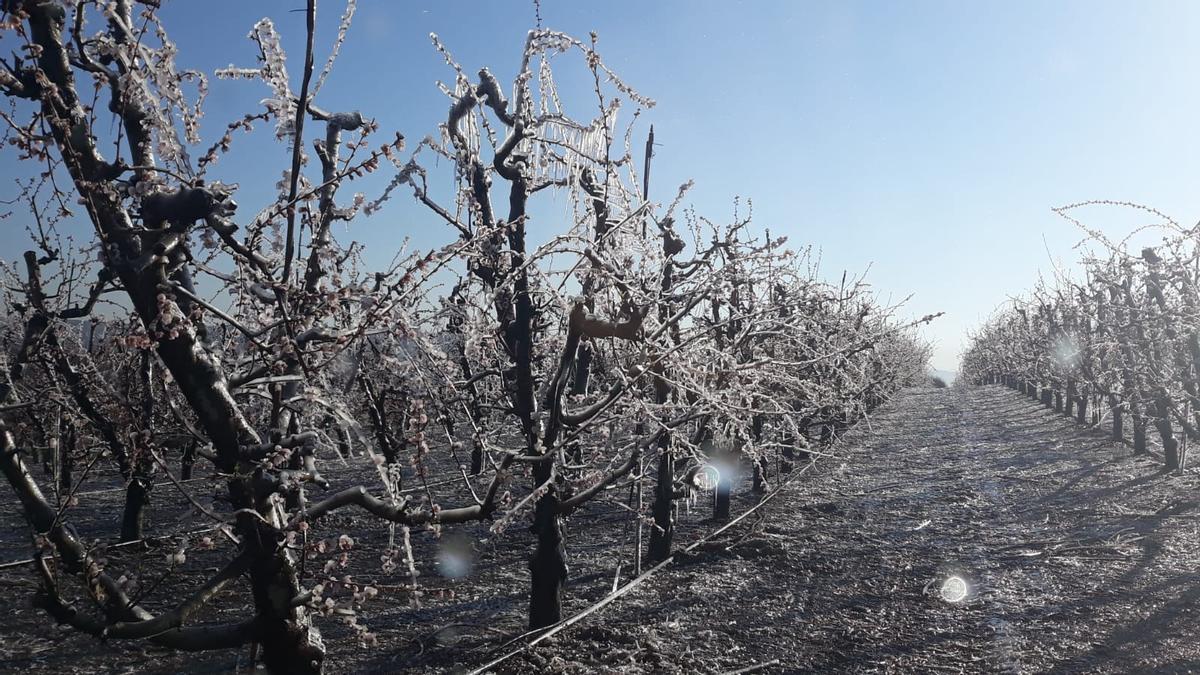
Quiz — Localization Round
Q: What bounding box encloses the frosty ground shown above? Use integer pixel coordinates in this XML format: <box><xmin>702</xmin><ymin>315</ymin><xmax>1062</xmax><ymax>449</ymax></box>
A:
<box><xmin>3</xmin><ymin>385</ymin><xmax>1199</xmax><ymax>673</ymax></box>
<box><xmin>494</xmin><ymin>385</ymin><xmax>1200</xmax><ymax>674</ymax></box>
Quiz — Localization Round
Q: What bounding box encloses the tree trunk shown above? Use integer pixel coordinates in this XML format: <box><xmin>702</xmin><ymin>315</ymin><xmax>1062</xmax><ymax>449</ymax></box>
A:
<box><xmin>58</xmin><ymin>442</ymin><xmax>72</xmax><ymax>491</ymax></box>
<box><xmin>119</xmin><ymin>476</ymin><xmax>152</xmax><ymax>543</ymax></box>
<box><xmin>1132</xmin><ymin>403</ymin><xmax>1147</xmax><ymax>454</ymax></box>
<box><xmin>469</xmin><ymin>439</ymin><xmax>483</xmax><ymax>476</ymax></box>
<box><xmin>1151</xmin><ymin>397</ymin><xmax>1181</xmax><ymax>470</ymax></box>
<box><xmin>528</xmin><ymin>486</ymin><xmax>566</xmax><ymax>628</ymax></box>
<box><xmin>250</xmin><ymin>545</ymin><xmax>324</xmax><ymax>674</ymax></box>
<box><xmin>647</xmin><ymin>433</ymin><xmax>674</xmax><ymax>564</ymax></box>
<box><xmin>780</xmin><ymin>433</ymin><xmax>795</xmax><ymax>474</ymax></box>
<box><xmin>57</xmin><ymin>423</ymin><xmax>75</xmax><ymax>491</ymax></box>
<box><xmin>752</xmin><ymin>457</ymin><xmax>768</xmax><ymax>493</ymax></box>
<box><xmin>1111</xmin><ymin>395</ymin><xmax>1124</xmax><ymax>441</ymax></box>
<box><xmin>181</xmin><ymin>440</ymin><xmax>196</xmax><ymax>481</ymax></box>
<box><xmin>570</xmin><ymin>342</ymin><xmax>593</xmax><ymax>396</ymax></box>
<box><xmin>751</xmin><ymin>413</ymin><xmax>767</xmax><ymax>493</ymax></box>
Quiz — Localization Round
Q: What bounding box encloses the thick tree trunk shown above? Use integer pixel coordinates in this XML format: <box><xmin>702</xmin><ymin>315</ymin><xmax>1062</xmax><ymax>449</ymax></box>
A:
<box><xmin>250</xmin><ymin>547</ymin><xmax>324</xmax><ymax>674</ymax></box>
<box><xmin>752</xmin><ymin>457</ymin><xmax>768</xmax><ymax>493</ymax></box>
<box><xmin>120</xmin><ymin>476</ymin><xmax>152</xmax><ymax>543</ymax></box>
<box><xmin>1151</xmin><ymin>397</ymin><xmax>1181</xmax><ymax>470</ymax></box>
<box><xmin>647</xmin><ymin>433</ymin><xmax>674</xmax><ymax>564</ymax></box>
<box><xmin>528</xmin><ymin>486</ymin><xmax>566</xmax><ymax>628</ymax></box>
<box><xmin>570</xmin><ymin>342</ymin><xmax>593</xmax><ymax>396</ymax></box>
<box><xmin>469</xmin><ymin>439</ymin><xmax>483</xmax><ymax>476</ymax></box>
<box><xmin>57</xmin><ymin>423</ymin><xmax>75</xmax><ymax>491</ymax></box>
<box><xmin>1132</xmin><ymin>404</ymin><xmax>1147</xmax><ymax>454</ymax></box>
<box><xmin>58</xmin><ymin>442</ymin><xmax>72</xmax><ymax>491</ymax></box>
<box><xmin>780</xmin><ymin>433</ymin><xmax>795</xmax><ymax>474</ymax></box>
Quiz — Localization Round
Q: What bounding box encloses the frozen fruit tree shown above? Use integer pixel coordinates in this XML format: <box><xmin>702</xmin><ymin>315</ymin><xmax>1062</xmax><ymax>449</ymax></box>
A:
<box><xmin>0</xmin><ymin>1</ymin><xmax>935</xmax><ymax>672</ymax></box>
<box><xmin>962</xmin><ymin>201</ymin><xmax>1200</xmax><ymax>471</ymax></box>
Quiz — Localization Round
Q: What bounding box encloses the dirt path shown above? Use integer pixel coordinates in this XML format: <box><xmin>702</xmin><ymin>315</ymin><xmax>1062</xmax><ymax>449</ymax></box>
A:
<box><xmin>499</xmin><ymin>386</ymin><xmax>1200</xmax><ymax>674</ymax></box>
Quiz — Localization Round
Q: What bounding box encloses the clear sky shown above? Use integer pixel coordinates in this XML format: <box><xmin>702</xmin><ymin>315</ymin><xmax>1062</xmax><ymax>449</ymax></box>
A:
<box><xmin>4</xmin><ymin>1</ymin><xmax>1200</xmax><ymax>372</ymax></box>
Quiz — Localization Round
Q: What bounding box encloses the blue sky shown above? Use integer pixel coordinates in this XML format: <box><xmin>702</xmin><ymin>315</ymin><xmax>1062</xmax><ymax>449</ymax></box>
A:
<box><xmin>4</xmin><ymin>1</ymin><xmax>1200</xmax><ymax>371</ymax></box>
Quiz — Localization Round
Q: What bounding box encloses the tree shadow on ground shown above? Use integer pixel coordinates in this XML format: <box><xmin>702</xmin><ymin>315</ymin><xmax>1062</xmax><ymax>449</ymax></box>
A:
<box><xmin>1046</xmin><ymin>571</ymin><xmax>1200</xmax><ymax>674</ymax></box>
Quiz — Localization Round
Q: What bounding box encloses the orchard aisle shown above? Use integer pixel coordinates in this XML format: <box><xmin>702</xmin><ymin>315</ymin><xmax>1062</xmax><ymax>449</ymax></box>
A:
<box><xmin>499</xmin><ymin>386</ymin><xmax>1200</xmax><ymax>674</ymax></box>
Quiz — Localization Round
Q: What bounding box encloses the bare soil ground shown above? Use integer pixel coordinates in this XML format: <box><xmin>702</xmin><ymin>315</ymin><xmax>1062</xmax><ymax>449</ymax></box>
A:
<box><xmin>3</xmin><ymin>385</ymin><xmax>1200</xmax><ymax>673</ymax></box>
<box><xmin>490</xmin><ymin>385</ymin><xmax>1200</xmax><ymax>674</ymax></box>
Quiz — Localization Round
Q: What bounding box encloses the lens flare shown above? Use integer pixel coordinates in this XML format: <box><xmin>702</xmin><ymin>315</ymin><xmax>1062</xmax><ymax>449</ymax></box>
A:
<box><xmin>940</xmin><ymin>575</ymin><xmax>969</xmax><ymax>603</ymax></box>
<box><xmin>695</xmin><ymin>464</ymin><xmax>721</xmax><ymax>491</ymax></box>
<box><xmin>436</xmin><ymin>534</ymin><xmax>474</xmax><ymax>579</ymax></box>
<box><xmin>1053</xmin><ymin>336</ymin><xmax>1080</xmax><ymax>369</ymax></box>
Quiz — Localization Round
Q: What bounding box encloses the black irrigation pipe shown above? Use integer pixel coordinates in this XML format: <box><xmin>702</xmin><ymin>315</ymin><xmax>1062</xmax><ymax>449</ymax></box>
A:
<box><xmin>467</xmin><ymin>457</ymin><xmax>820</xmax><ymax>675</ymax></box>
